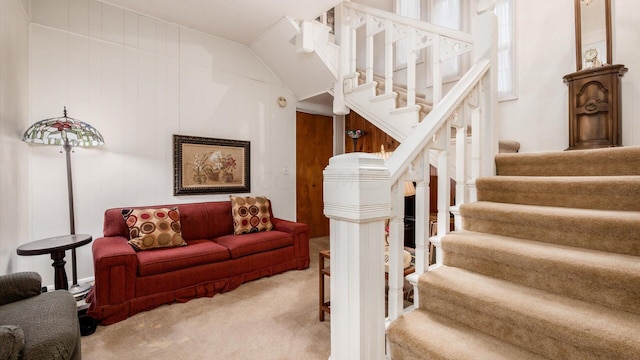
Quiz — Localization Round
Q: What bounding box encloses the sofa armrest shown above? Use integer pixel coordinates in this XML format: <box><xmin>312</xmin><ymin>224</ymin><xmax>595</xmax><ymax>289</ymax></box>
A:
<box><xmin>0</xmin><ymin>325</ymin><xmax>24</xmax><ymax>360</ymax></box>
<box><xmin>0</xmin><ymin>272</ymin><xmax>41</xmax><ymax>306</ymax></box>
<box><xmin>271</xmin><ymin>218</ymin><xmax>310</xmax><ymax>262</ymax></box>
<box><xmin>90</xmin><ymin>236</ymin><xmax>138</xmax><ymax>308</ymax></box>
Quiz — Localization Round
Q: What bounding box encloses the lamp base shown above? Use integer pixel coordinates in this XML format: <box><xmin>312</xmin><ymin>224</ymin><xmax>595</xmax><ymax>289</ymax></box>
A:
<box><xmin>69</xmin><ymin>283</ymin><xmax>92</xmax><ymax>300</ymax></box>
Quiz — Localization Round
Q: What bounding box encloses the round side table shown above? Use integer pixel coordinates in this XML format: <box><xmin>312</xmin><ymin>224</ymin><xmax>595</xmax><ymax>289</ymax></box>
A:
<box><xmin>17</xmin><ymin>234</ymin><xmax>92</xmax><ymax>290</ymax></box>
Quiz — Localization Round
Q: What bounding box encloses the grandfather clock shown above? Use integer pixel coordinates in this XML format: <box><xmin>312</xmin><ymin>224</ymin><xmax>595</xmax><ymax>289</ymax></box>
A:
<box><xmin>566</xmin><ymin>0</ymin><xmax>628</xmax><ymax>150</ymax></box>
<box><xmin>563</xmin><ymin>64</ymin><xmax>627</xmax><ymax>150</ymax></box>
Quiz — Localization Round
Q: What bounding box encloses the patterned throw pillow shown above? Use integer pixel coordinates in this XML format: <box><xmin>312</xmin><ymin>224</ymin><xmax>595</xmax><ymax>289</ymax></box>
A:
<box><xmin>230</xmin><ymin>196</ymin><xmax>273</xmax><ymax>235</ymax></box>
<box><xmin>122</xmin><ymin>208</ymin><xmax>186</xmax><ymax>251</ymax></box>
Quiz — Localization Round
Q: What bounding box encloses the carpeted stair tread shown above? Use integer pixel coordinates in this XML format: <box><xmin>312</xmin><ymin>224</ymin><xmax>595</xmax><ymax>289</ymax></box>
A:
<box><xmin>496</xmin><ymin>145</ymin><xmax>640</xmax><ymax>176</ymax></box>
<box><xmin>419</xmin><ymin>266</ymin><xmax>640</xmax><ymax>360</ymax></box>
<box><xmin>476</xmin><ymin>175</ymin><xmax>640</xmax><ymax>211</ymax></box>
<box><xmin>387</xmin><ymin>309</ymin><xmax>546</xmax><ymax>360</ymax></box>
<box><xmin>460</xmin><ymin>201</ymin><xmax>640</xmax><ymax>256</ymax></box>
<box><xmin>389</xmin><ymin>147</ymin><xmax>640</xmax><ymax>359</ymax></box>
<box><xmin>442</xmin><ymin>230</ymin><xmax>640</xmax><ymax>314</ymax></box>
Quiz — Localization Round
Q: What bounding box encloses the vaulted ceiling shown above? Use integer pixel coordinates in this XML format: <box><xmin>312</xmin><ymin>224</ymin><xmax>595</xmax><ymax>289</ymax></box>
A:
<box><xmin>102</xmin><ymin>0</ymin><xmax>341</xmax><ymax>45</ymax></box>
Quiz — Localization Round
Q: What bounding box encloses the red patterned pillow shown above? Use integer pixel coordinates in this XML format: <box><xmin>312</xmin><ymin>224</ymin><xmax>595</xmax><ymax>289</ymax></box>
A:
<box><xmin>122</xmin><ymin>208</ymin><xmax>186</xmax><ymax>251</ymax></box>
<box><xmin>229</xmin><ymin>196</ymin><xmax>273</xmax><ymax>235</ymax></box>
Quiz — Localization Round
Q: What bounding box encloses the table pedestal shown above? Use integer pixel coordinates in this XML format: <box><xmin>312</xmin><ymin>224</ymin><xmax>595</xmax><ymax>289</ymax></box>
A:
<box><xmin>50</xmin><ymin>251</ymin><xmax>69</xmax><ymax>290</ymax></box>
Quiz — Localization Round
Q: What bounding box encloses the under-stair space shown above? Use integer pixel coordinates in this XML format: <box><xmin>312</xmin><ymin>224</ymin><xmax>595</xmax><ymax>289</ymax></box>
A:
<box><xmin>250</xmin><ymin>16</ymin><xmax>337</xmax><ymax>101</ymax></box>
<box><xmin>388</xmin><ymin>146</ymin><xmax>640</xmax><ymax>359</ymax></box>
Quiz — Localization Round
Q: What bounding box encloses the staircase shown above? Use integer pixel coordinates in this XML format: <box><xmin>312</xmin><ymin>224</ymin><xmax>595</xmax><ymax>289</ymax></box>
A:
<box><xmin>309</xmin><ymin>2</ymin><xmax>640</xmax><ymax>360</ymax></box>
<box><xmin>321</xmin><ymin>2</ymin><xmax>499</xmax><ymax>359</ymax></box>
<box><xmin>388</xmin><ymin>146</ymin><xmax>640</xmax><ymax>359</ymax></box>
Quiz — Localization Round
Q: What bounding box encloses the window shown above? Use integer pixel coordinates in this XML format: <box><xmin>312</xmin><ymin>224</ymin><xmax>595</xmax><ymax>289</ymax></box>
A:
<box><xmin>395</xmin><ymin>0</ymin><xmax>465</xmax><ymax>77</ymax></box>
<box><xmin>393</xmin><ymin>0</ymin><xmax>513</xmax><ymax>95</ymax></box>
<box><xmin>395</xmin><ymin>0</ymin><xmax>421</xmax><ymax>68</ymax></box>
<box><xmin>432</xmin><ymin>0</ymin><xmax>462</xmax><ymax>79</ymax></box>
<box><xmin>495</xmin><ymin>0</ymin><xmax>517</xmax><ymax>100</ymax></box>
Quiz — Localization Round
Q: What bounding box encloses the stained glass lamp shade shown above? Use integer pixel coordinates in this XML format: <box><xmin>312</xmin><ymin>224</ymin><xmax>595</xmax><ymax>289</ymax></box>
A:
<box><xmin>22</xmin><ymin>107</ymin><xmax>104</xmax><ymax>295</ymax></box>
<box><xmin>22</xmin><ymin>107</ymin><xmax>104</xmax><ymax>147</ymax></box>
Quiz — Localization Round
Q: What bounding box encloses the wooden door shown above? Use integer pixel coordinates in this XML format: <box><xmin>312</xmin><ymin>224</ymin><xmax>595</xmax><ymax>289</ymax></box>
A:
<box><xmin>296</xmin><ymin>112</ymin><xmax>333</xmax><ymax>238</ymax></box>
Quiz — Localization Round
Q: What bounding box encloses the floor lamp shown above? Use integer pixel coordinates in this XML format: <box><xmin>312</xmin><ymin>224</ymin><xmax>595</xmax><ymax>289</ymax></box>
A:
<box><xmin>22</xmin><ymin>107</ymin><xmax>104</xmax><ymax>295</ymax></box>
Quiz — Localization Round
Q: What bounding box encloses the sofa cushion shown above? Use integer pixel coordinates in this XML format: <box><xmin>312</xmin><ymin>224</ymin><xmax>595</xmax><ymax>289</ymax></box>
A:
<box><xmin>178</xmin><ymin>202</ymin><xmax>234</xmax><ymax>240</ymax></box>
<box><xmin>136</xmin><ymin>239</ymin><xmax>230</xmax><ymax>277</ymax></box>
<box><xmin>123</xmin><ymin>208</ymin><xmax>186</xmax><ymax>251</ymax></box>
<box><xmin>214</xmin><ymin>230</ymin><xmax>293</xmax><ymax>259</ymax></box>
<box><xmin>229</xmin><ymin>196</ymin><xmax>273</xmax><ymax>235</ymax></box>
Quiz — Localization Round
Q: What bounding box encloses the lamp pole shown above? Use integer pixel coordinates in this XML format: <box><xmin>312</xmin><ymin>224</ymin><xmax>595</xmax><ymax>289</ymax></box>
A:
<box><xmin>64</xmin><ymin>141</ymin><xmax>75</xmax><ymax>235</ymax></box>
<box><xmin>22</xmin><ymin>107</ymin><xmax>104</xmax><ymax>296</ymax></box>
<box><xmin>63</xmin><ymin>140</ymin><xmax>84</xmax><ymax>292</ymax></box>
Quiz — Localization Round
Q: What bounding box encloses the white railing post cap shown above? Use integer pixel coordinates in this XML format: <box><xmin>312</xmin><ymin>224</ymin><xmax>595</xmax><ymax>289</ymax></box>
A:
<box><xmin>323</xmin><ymin>153</ymin><xmax>391</xmax><ymax>222</ymax></box>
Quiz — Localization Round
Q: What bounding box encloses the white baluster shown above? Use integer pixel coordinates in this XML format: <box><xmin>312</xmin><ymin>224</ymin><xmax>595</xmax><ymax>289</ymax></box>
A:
<box><xmin>387</xmin><ymin>180</ymin><xmax>405</xmax><ymax>322</ymax></box>
<box><xmin>406</xmin><ymin>30</ymin><xmax>416</xmax><ymax>107</ymax></box>
<box><xmin>432</xmin><ymin>35</ymin><xmax>442</xmax><ymax>105</ymax></box>
<box><xmin>333</xmin><ymin>4</ymin><xmax>349</xmax><ymax>115</ymax></box>
<box><xmin>436</xmin><ymin>129</ymin><xmax>451</xmax><ymax>266</ymax></box>
<box><xmin>365</xmin><ymin>14</ymin><xmax>374</xmax><ymax>84</ymax></box>
<box><xmin>384</xmin><ymin>19</ymin><xmax>393</xmax><ymax>95</ymax></box>
<box><xmin>411</xmin><ymin>148</ymin><xmax>431</xmax><ymax>307</ymax></box>
<box><xmin>453</xmin><ymin>121</ymin><xmax>467</xmax><ymax>230</ymax></box>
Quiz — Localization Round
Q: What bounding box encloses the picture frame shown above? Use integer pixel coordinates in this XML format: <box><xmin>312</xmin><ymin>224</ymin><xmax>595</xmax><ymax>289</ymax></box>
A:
<box><xmin>173</xmin><ymin>134</ymin><xmax>250</xmax><ymax>195</ymax></box>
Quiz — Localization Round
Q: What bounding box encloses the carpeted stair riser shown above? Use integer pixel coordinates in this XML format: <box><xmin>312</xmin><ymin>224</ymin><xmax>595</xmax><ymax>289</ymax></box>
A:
<box><xmin>460</xmin><ymin>201</ymin><xmax>640</xmax><ymax>256</ymax></box>
<box><xmin>387</xmin><ymin>310</ymin><xmax>546</xmax><ymax>360</ymax></box>
<box><xmin>441</xmin><ymin>231</ymin><xmax>640</xmax><ymax>314</ymax></box>
<box><xmin>417</xmin><ymin>267</ymin><xmax>640</xmax><ymax>360</ymax></box>
<box><xmin>476</xmin><ymin>176</ymin><xmax>640</xmax><ymax>211</ymax></box>
<box><xmin>495</xmin><ymin>146</ymin><xmax>640</xmax><ymax>176</ymax></box>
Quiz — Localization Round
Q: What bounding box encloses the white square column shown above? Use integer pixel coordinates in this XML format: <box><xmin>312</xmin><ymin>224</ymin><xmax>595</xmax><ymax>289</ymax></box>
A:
<box><xmin>323</xmin><ymin>153</ymin><xmax>390</xmax><ymax>360</ymax></box>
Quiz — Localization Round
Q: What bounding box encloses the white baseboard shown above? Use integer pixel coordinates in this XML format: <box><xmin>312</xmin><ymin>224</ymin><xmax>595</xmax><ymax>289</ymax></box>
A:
<box><xmin>45</xmin><ymin>276</ymin><xmax>95</xmax><ymax>292</ymax></box>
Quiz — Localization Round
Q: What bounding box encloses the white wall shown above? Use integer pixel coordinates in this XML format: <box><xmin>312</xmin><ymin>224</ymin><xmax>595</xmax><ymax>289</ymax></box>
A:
<box><xmin>0</xmin><ymin>0</ymin><xmax>30</xmax><ymax>275</ymax></box>
<box><xmin>613</xmin><ymin>0</ymin><xmax>640</xmax><ymax>147</ymax></box>
<box><xmin>497</xmin><ymin>0</ymin><xmax>640</xmax><ymax>152</ymax></box>
<box><xmin>9</xmin><ymin>0</ymin><xmax>297</xmax><ymax>286</ymax></box>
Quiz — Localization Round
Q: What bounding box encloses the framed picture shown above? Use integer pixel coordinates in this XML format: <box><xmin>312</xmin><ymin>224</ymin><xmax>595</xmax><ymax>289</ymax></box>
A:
<box><xmin>173</xmin><ymin>135</ymin><xmax>250</xmax><ymax>195</ymax></box>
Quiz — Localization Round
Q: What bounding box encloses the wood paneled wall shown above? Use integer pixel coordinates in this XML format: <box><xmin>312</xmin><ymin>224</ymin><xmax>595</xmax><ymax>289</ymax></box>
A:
<box><xmin>344</xmin><ymin>111</ymin><xmax>400</xmax><ymax>153</ymax></box>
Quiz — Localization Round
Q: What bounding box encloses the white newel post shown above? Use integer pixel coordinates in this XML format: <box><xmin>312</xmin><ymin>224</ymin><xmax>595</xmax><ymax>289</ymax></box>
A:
<box><xmin>324</xmin><ymin>153</ymin><xmax>390</xmax><ymax>360</ymax></box>
<box><xmin>473</xmin><ymin>2</ymin><xmax>499</xmax><ymax>177</ymax></box>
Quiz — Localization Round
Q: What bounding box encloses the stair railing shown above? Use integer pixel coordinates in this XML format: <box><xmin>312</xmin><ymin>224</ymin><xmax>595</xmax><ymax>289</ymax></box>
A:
<box><xmin>333</xmin><ymin>1</ymin><xmax>473</xmax><ymax>130</ymax></box>
<box><xmin>323</xmin><ymin>2</ymin><xmax>498</xmax><ymax>359</ymax></box>
<box><xmin>386</xmin><ymin>58</ymin><xmax>492</xmax><ymax>322</ymax></box>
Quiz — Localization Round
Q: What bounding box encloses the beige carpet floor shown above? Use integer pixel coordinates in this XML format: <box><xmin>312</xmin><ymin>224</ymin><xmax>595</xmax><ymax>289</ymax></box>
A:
<box><xmin>82</xmin><ymin>236</ymin><xmax>331</xmax><ymax>360</ymax></box>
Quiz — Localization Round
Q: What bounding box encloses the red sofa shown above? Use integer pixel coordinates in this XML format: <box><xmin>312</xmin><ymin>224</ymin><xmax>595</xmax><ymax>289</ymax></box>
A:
<box><xmin>86</xmin><ymin>200</ymin><xmax>309</xmax><ymax>325</ymax></box>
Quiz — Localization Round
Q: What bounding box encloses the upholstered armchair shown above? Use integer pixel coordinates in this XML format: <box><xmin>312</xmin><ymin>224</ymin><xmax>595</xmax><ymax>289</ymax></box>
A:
<box><xmin>0</xmin><ymin>272</ymin><xmax>81</xmax><ymax>360</ymax></box>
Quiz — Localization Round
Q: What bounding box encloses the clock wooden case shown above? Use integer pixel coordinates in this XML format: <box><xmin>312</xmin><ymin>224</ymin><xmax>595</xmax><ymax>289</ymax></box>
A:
<box><xmin>566</xmin><ymin>0</ymin><xmax>627</xmax><ymax>150</ymax></box>
<box><xmin>563</xmin><ymin>64</ymin><xmax>627</xmax><ymax>150</ymax></box>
